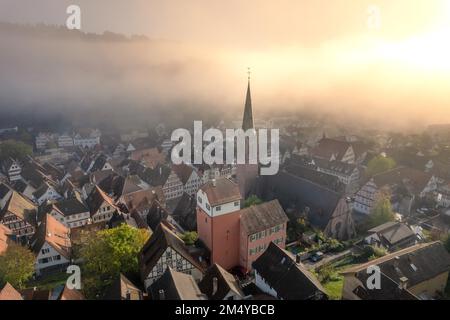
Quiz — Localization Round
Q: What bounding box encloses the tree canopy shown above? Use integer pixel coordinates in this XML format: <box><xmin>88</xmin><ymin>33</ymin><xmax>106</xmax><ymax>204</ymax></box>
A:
<box><xmin>181</xmin><ymin>231</ymin><xmax>198</xmax><ymax>246</ymax></box>
<box><xmin>367</xmin><ymin>193</ymin><xmax>396</xmax><ymax>228</ymax></box>
<box><xmin>0</xmin><ymin>140</ymin><xmax>33</xmax><ymax>161</ymax></box>
<box><xmin>244</xmin><ymin>195</ymin><xmax>263</xmax><ymax>208</ymax></box>
<box><xmin>0</xmin><ymin>243</ymin><xmax>35</xmax><ymax>289</ymax></box>
<box><xmin>77</xmin><ymin>224</ymin><xmax>149</xmax><ymax>298</ymax></box>
<box><xmin>366</xmin><ymin>155</ymin><xmax>396</xmax><ymax>177</ymax></box>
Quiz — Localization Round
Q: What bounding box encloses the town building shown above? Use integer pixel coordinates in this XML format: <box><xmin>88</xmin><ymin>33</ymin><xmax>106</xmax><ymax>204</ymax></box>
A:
<box><xmin>341</xmin><ymin>242</ymin><xmax>450</xmax><ymax>300</ymax></box>
<box><xmin>139</xmin><ymin>222</ymin><xmax>204</xmax><ymax>290</ymax></box>
<box><xmin>196</xmin><ymin>178</ymin><xmax>242</xmax><ymax>270</ymax></box>
<box><xmin>197</xmin><ymin>178</ymin><xmax>289</xmax><ymax>271</ymax></box>
<box><xmin>239</xmin><ymin>200</ymin><xmax>288</xmax><ymax>271</ymax></box>
<box><xmin>44</xmin><ymin>197</ymin><xmax>90</xmax><ymax>228</ymax></box>
<box><xmin>198</xmin><ymin>263</ymin><xmax>245</xmax><ymax>300</ymax></box>
<box><xmin>31</xmin><ymin>214</ymin><xmax>71</xmax><ymax>276</ymax></box>
<box><xmin>364</xmin><ymin>221</ymin><xmax>418</xmax><ymax>252</ymax></box>
<box><xmin>149</xmin><ymin>267</ymin><xmax>207</xmax><ymax>300</ymax></box>
<box><xmin>85</xmin><ymin>186</ymin><xmax>117</xmax><ymax>223</ymax></box>
<box><xmin>103</xmin><ymin>274</ymin><xmax>143</xmax><ymax>300</ymax></box>
<box><xmin>354</xmin><ymin>167</ymin><xmax>435</xmax><ymax>215</ymax></box>
<box><xmin>1</xmin><ymin>158</ymin><xmax>22</xmax><ymax>182</ymax></box>
<box><xmin>236</xmin><ymin>77</ymin><xmax>259</xmax><ymax>199</ymax></box>
<box><xmin>0</xmin><ymin>191</ymin><xmax>37</xmax><ymax>241</ymax></box>
<box><xmin>252</xmin><ymin>242</ymin><xmax>328</xmax><ymax>300</ymax></box>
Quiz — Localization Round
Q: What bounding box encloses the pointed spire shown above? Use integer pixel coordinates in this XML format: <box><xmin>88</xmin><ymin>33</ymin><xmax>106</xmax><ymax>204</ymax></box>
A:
<box><xmin>242</xmin><ymin>68</ymin><xmax>254</xmax><ymax>131</ymax></box>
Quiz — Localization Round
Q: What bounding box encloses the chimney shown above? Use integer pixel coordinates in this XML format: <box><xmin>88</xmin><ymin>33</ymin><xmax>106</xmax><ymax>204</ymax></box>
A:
<box><xmin>159</xmin><ymin>289</ymin><xmax>165</xmax><ymax>300</ymax></box>
<box><xmin>212</xmin><ymin>277</ymin><xmax>218</xmax><ymax>296</ymax></box>
<box><xmin>393</xmin><ymin>256</ymin><xmax>400</xmax><ymax>268</ymax></box>
<box><xmin>212</xmin><ymin>179</ymin><xmax>216</xmax><ymax>187</ymax></box>
<box><xmin>398</xmin><ymin>277</ymin><xmax>408</xmax><ymax>290</ymax></box>
<box><xmin>296</xmin><ymin>254</ymin><xmax>301</xmax><ymax>264</ymax></box>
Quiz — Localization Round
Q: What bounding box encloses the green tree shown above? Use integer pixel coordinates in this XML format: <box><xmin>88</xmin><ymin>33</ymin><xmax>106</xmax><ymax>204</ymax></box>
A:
<box><xmin>77</xmin><ymin>224</ymin><xmax>149</xmax><ymax>298</ymax></box>
<box><xmin>367</xmin><ymin>194</ymin><xmax>396</xmax><ymax>228</ymax></box>
<box><xmin>0</xmin><ymin>243</ymin><xmax>35</xmax><ymax>289</ymax></box>
<box><xmin>366</xmin><ymin>155</ymin><xmax>396</xmax><ymax>177</ymax></box>
<box><xmin>181</xmin><ymin>231</ymin><xmax>198</xmax><ymax>246</ymax></box>
<box><xmin>244</xmin><ymin>195</ymin><xmax>263</xmax><ymax>208</ymax></box>
<box><xmin>0</xmin><ymin>140</ymin><xmax>33</xmax><ymax>161</ymax></box>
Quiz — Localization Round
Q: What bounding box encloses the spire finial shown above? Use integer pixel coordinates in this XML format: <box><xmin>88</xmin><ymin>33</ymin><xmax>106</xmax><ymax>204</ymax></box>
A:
<box><xmin>247</xmin><ymin>67</ymin><xmax>251</xmax><ymax>81</ymax></box>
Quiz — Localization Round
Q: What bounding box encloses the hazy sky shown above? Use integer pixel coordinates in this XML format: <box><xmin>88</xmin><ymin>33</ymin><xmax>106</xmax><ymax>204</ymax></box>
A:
<box><xmin>1</xmin><ymin>1</ymin><xmax>450</xmax><ymax>129</ymax></box>
<box><xmin>0</xmin><ymin>0</ymin><xmax>444</xmax><ymax>46</ymax></box>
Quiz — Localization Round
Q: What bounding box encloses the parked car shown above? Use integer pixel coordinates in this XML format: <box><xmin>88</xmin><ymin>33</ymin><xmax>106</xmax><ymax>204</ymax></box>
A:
<box><xmin>310</xmin><ymin>251</ymin><xmax>324</xmax><ymax>262</ymax></box>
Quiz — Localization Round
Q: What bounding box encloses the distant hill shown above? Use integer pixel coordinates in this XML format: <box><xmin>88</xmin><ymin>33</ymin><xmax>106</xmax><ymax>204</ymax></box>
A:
<box><xmin>0</xmin><ymin>22</ymin><xmax>149</xmax><ymax>42</ymax></box>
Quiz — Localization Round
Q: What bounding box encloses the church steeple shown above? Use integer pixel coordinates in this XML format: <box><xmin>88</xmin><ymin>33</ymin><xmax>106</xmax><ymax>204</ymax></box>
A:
<box><xmin>242</xmin><ymin>68</ymin><xmax>254</xmax><ymax>131</ymax></box>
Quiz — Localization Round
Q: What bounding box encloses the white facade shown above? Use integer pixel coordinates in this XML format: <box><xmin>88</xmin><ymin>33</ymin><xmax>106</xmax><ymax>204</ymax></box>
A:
<box><xmin>254</xmin><ymin>270</ymin><xmax>278</xmax><ymax>299</ymax></box>
<box><xmin>4</xmin><ymin>161</ymin><xmax>21</xmax><ymax>181</ymax></box>
<box><xmin>58</xmin><ymin>134</ymin><xmax>74</xmax><ymax>148</ymax></box>
<box><xmin>35</xmin><ymin>242</ymin><xmax>70</xmax><ymax>276</ymax></box>
<box><xmin>91</xmin><ymin>201</ymin><xmax>115</xmax><ymax>223</ymax></box>
<box><xmin>49</xmin><ymin>208</ymin><xmax>90</xmax><ymax>229</ymax></box>
<box><xmin>35</xmin><ymin>133</ymin><xmax>54</xmax><ymax>150</ymax></box>
<box><xmin>196</xmin><ymin>188</ymin><xmax>240</xmax><ymax>218</ymax></box>
<box><xmin>143</xmin><ymin>247</ymin><xmax>203</xmax><ymax>290</ymax></box>
<box><xmin>183</xmin><ymin>169</ymin><xmax>202</xmax><ymax>196</ymax></box>
<box><xmin>163</xmin><ymin>171</ymin><xmax>184</xmax><ymax>200</ymax></box>
<box><xmin>353</xmin><ymin>180</ymin><xmax>378</xmax><ymax>214</ymax></box>
<box><xmin>34</xmin><ymin>186</ymin><xmax>62</xmax><ymax>205</ymax></box>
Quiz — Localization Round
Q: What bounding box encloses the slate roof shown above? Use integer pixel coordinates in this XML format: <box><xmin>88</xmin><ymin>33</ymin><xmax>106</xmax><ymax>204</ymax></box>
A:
<box><xmin>311</xmin><ymin>138</ymin><xmax>351</xmax><ymax>160</ymax></box>
<box><xmin>349</xmin><ymin>271</ymin><xmax>418</xmax><ymax>300</ymax></box>
<box><xmin>240</xmin><ymin>200</ymin><xmax>288</xmax><ymax>235</ymax></box>
<box><xmin>283</xmin><ymin>164</ymin><xmax>344</xmax><ymax>193</ymax></box>
<box><xmin>98</xmin><ymin>173</ymin><xmax>141</xmax><ymax>200</ymax></box>
<box><xmin>138</xmin><ymin>164</ymin><xmax>172</xmax><ymax>187</ymax></box>
<box><xmin>146</xmin><ymin>199</ymin><xmax>170</xmax><ymax>231</ymax></box>
<box><xmin>172</xmin><ymin>192</ymin><xmax>197</xmax><ymax>231</ymax></box>
<box><xmin>372</xmin><ymin>167</ymin><xmax>432</xmax><ymax>195</ymax></box>
<box><xmin>200</xmin><ymin>178</ymin><xmax>241</xmax><ymax>206</ymax></box>
<box><xmin>198</xmin><ymin>263</ymin><xmax>245</xmax><ymax>300</ymax></box>
<box><xmin>32</xmin><ymin>181</ymin><xmax>53</xmax><ymax>199</ymax></box>
<box><xmin>0</xmin><ymin>182</ymin><xmax>11</xmax><ymax>199</ymax></box>
<box><xmin>11</xmin><ymin>180</ymin><xmax>28</xmax><ymax>194</ymax></box>
<box><xmin>368</xmin><ymin>222</ymin><xmax>416</xmax><ymax>246</ymax></box>
<box><xmin>53</xmin><ymin>198</ymin><xmax>89</xmax><ymax>217</ymax></box>
<box><xmin>149</xmin><ymin>267</ymin><xmax>207</xmax><ymax>300</ymax></box>
<box><xmin>262</xmin><ymin>171</ymin><xmax>342</xmax><ymax>230</ymax></box>
<box><xmin>85</xmin><ymin>186</ymin><xmax>116</xmax><ymax>215</ymax></box>
<box><xmin>252</xmin><ymin>242</ymin><xmax>327</xmax><ymax>300</ymax></box>
<box><xmin>342</xmin><ymin>242</ymin><xmax>450</xmax><ymax>288</ymax></box>
<box><xmin>172</xmin><ymin>163</ymin><xmax>194</xmax><ymax>185</ymax></box>
<box><xmin>139</xmin><ymin>223</ymin><xmax>204</xmax><ymax>282</ymax></box>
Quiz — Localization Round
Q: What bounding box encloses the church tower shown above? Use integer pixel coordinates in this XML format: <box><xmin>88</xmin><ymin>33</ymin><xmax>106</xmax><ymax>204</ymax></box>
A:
<box><xmin>236</xmin><ymin>70</ymin><xmax>259</xmax><ymax>199</ymax></box>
